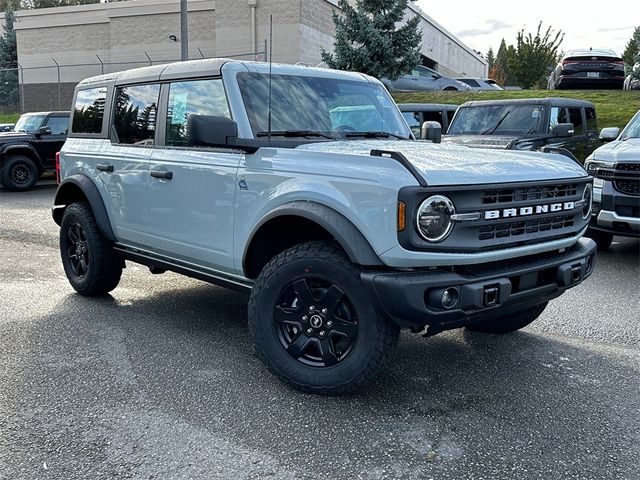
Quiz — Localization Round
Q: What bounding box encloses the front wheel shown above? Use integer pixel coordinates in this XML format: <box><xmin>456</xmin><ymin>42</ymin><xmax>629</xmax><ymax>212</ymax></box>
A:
<box><xmin>466</xmin><ymin>302</ymin><xmax>548</xmax><ymax>334</ymax></box>
<box><xmin>1</xmin><ymin>155</ymin><xmax>39</xmax><ymax>191</ymax></box>
<box><xmin>60</xmin><ymin>202</ymin><xmax>123</xmax><ymax>296</ymax></box>
<box><xmin>248</xmin><ymin>241</ymin><xmax>399</xmax><ymax>395</ymax></box>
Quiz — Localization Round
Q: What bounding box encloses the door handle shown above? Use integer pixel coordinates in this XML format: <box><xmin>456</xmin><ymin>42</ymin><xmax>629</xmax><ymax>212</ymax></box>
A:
<box><xmin>150</xmin><ymin>170</ymin><xmax>173</xmax><ymax>180</ymax></box>
<box><xmin>96</xmin><ymin>163</ymin><xmax>114</xmax><ymax>173</ymax></box>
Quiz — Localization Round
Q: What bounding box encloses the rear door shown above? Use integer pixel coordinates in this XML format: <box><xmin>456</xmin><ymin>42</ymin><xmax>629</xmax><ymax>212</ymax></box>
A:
<box><xmin>99</xmin><ymin>83</ymin><xmax>160</xmax><ymax>246</ymax></box>
<box><xmin>148</xmin><ymin>78</ymin><xmax>241</xmax><ymax>273</ymax></box>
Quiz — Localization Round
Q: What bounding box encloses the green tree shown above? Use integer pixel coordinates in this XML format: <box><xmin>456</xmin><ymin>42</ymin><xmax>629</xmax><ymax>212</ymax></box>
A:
<box><xmin>0</xmin><ymin>1</ymin><xmax>19</xmax><ymax>110</ymax></box>
<box><xmin>486</xmin><ymin>47</ymin><xmax>495</xmax><ymax>71</ymax></box>
<box><xmin>507</xmin><ymin>22</ymin><xmax>563</xmax><ymax>89</ymax></box>
<box><xmin>622</xmin><ymin>26</ymin><xmax>640</xmax><ymax>74</ymax></box>
<box><xmin>321</xmin><ymin>0</ymin><xmax>422</xmax><ymax>81</ymax></box>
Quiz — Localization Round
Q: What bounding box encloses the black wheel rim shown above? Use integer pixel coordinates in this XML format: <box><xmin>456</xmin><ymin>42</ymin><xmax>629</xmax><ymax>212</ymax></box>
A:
<box><xmin>274</xmin><ymin>278</ymin><xmax>359</xmax><ymax>367</ymax></box>
<box><xmin>66</xmin><ymin>223</ymin><xmax>90</xmax><ymax>278</ymax></box>
<box><xmin>11</xmin><ymin>164</ymin><xmax>31</xmax><ymax>185</ymax></box>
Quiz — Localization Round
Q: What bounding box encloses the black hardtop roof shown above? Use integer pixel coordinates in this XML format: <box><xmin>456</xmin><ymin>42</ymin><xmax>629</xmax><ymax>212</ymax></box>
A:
<box><xmin>459</xmin><ymin>97</ymin><xmax>595</xmax><ymax>109</ymax></box>
<box><xmin>398</xmin><ymin>103</ymin><xmax>459</xmax><ymax>111</ymax></box>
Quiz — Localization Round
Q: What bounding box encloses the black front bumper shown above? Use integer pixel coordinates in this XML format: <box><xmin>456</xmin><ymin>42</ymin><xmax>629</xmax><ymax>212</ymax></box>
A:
<box><xmin>590</xmin><ymin>182</ymin><xmax>640</xmax><ymax>237</ymax></box>
<box><xmin>362</xmin><ymin>238</ymin><xmax>596</xmax><ymax>331</ymax></box>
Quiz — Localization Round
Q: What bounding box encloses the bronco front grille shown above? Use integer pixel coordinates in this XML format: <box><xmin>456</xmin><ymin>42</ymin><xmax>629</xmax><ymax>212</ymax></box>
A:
<box><xmin>481</xmin><ymin>183</ymin><xmax>578</xmax><ymax>204</ymax></box>
<box><xmin>478</xmin><ymin>215</ymin><xmax>575</xmax><ymax>240</ymax></box>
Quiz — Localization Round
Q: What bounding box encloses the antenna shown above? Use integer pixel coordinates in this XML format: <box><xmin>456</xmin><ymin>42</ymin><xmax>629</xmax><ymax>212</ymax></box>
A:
<box><xmin>267</xmin><ymin>14</ymin><xmax>273</xmax><ymax>142</ymax></box>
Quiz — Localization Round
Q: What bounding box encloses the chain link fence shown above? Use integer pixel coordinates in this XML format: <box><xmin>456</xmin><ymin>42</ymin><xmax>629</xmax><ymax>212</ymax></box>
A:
<box><xmin>0</xmin><ymin>48</ymin><xmax>267</xmax><ymax>115</ymax></box>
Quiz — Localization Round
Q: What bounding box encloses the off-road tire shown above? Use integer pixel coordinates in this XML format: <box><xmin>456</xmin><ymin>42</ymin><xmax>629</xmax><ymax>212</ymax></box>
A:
<box><xmin>60</xmin><ymin>202</ymin><xmax>123</xmax><ymax>296</ymax></box>
<box><xmin>0</xmin><ymin>155</ymin><xmax>39</xmax><ymax>191</ymax></box>
<box><xmin>248</xmin><ymin>241</ymin><xmax>399</xmax><ymax>395</ymax></box>
<box><xmin>466</xmin><ymin>302</ymin><xmax>548</xmax><ymax>334</ymax></box>
<box><xmin>585</xmin><ymin>229</ymin><xmax>613</xmax><ymax>251</ymax></box>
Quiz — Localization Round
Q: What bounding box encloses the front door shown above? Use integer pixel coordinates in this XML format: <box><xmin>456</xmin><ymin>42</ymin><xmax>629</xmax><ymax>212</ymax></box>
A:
<box><xmin>39</xmin><ymin>114</ymin><xmax>69</xmax><ymax>169</ymax></box>
<box><xmin>147</xmin><ymin>78</ymin><xmax>241</xmax><ymax>273</ymax></box>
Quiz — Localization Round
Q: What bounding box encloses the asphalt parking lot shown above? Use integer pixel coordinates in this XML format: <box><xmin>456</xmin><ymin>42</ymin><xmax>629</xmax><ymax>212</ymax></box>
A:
<box><xmin>1</xmin><ymin>182</ymin><xmax>639</xmax><ymax>480</ymax></box>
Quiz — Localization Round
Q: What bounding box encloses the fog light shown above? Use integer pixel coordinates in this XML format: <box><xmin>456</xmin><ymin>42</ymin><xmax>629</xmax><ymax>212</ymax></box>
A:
<box><xmin>441</xmin><ymin>288</ymin><xmax>460</xmax><ymax>309</ymax></box>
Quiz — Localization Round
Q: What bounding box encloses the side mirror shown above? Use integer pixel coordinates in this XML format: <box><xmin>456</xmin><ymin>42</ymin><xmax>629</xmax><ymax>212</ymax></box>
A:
<box><xmin>421</xmin><ymin>121</ymin><xmax>442</xmax><ymax>143</ymax></box>
<box><xmin>551</xmin><ymin>123</ymin><xmax>574</xmax><ymax>138</ymax></box>
<box><xmin>37</xmin><ymin>126</ymin><xmax>52</xmax><ymax>136</ymax></box>
<box><xmin>187</xmin><ymin>115</ymin><xmax>238</xmax><ymax>147</ymax></box>
<box><xmin>599</xmin><ymin>127</ymin><xmax>620</xmax><ymax>142</ymax></box>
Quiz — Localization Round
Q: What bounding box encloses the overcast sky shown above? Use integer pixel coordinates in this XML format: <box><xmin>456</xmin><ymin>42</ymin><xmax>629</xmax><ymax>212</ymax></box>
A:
<box><xmin>414</xmin><ymin>0</ymin><xmax>637</xmax><ymax>58</ymax></box>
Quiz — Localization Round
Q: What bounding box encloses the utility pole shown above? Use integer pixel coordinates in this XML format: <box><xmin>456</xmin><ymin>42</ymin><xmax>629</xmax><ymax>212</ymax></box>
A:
<box><xmin>180</xmin><ymin>0</ymin><xmax>188</xmax><ymax>61</ymax></box>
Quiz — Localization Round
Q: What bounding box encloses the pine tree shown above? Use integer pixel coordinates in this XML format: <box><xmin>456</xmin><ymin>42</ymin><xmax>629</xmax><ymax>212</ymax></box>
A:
<box><xmin>622</xmin><ymin>26</ymin><xmax>640</xmax><ymax>74</ymax></box>
<box><xmin>321</xmin><ymin>0</ymin><xmax>422</xmax><ymax>81</ymax></box>
<box><xmin>0</xmin><ymin>1</ymin><xmax>19</xmax><ymax>110</ymax></box>
<box><xmin>486</xmin><ymin>47</ymin><xmax>495</xmax><ymax>72</ymax></box>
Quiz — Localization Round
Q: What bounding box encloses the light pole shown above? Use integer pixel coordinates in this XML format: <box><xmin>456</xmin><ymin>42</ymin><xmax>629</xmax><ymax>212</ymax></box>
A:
<box><xmin>180</xmin><ymin>0</ymin><xmax>188</xmax><ymax>61</ymax></box>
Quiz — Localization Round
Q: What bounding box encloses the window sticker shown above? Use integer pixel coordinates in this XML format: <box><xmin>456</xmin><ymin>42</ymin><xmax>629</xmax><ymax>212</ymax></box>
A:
<box><xmin>171</xmin><ymin>93</ymin><xmax>189</xmax><ymax>125</ymax></box>
<box><xmin>532</xmin><ymin>108</ymin><xmax>541</xmax><ymax>118</ymax></box>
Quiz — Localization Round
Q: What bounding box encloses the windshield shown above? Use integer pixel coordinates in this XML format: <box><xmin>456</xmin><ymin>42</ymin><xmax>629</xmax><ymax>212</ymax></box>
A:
<box><xmin>237</xmin><ymin>73</ymin><xmax>411</xmax><ymax>140</ymax></box>
<box><xmin>448</xmin><ymin>105</ymin><xmax>545</xmax><ymax>135</ymax></box>
<box><xmin>620</xmin><ymin>111</ymin><xmax>640</xmax><ymax>140</ymax></box>
<box><xmin>13</xmin><ymin>114</ymin><xmax>46</xmax><ymax>133</ymax></box>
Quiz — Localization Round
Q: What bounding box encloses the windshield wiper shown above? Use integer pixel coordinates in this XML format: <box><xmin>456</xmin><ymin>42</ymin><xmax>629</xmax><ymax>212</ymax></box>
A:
<box><xmin>480</xmin><ymin>111</ymin><xmax>511</xmax><ymax>135</ymax></box>
<box><xmin>345</xmin><ymin>131</ymin><xmax>408</xmax><ymax>140</ymax></box>
<box><xmin>255</xmin><ymin>130</ymin><xmax>334</xmax><ymax>139</ymax></box>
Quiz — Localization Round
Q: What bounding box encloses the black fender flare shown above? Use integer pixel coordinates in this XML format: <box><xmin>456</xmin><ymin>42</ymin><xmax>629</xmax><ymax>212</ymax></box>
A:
<box><xmin>243</xmin><ymin>201</ymin><xmax>383</xmax><ymax>273</ymax></box>
<box><xmin>1</xmin><ymin>143</ymin><xmax>42</xmax><ymax>164</ymax></box>
<box><xmin>52</xmin><ymin>174</ymin><xmax>117</xmax><ymax>242</ymax></box>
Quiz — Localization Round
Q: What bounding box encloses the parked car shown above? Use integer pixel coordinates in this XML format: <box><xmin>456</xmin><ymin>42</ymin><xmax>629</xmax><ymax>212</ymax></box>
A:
<box><xmin>583</xmin><ymin>110</ymin><xmax>640</xmax><ymax>249</ymax></box>
<box><xmin>381</xmin><ymin>66</ymin><xmax>471</xmax><ymax>92</ymax></box>
<box><xmin>623</xmin><ymin>63</ymin><xmax>640</xmax><ymax>90</ymax></box>
<box><xmin>548</xmin><ymin>49</ymin><xmax>625</xmax><ymax>90</ymax></box>
<box><xmin>52</xmin><ymin>59</ymin><xmax>595</xmax><ymax>394</ymax></box>
<box><xmin>0</xmin><ymin>123</ymin><xmax>14</xmax><ymax>132</ymax></box>
<box><xmin>443</xmin><ymin>98</ymin><xmax>601</xmax><ymax>162</ymax></box>
<box><xmin>455</xmin><ymin>77</ymin><xmax>503</xmax><ymax>91</ymax></box>
<box><xmin>398</xmin><ymin>103</ymin><xmax>458</xmax><ymax>136</ymax></box>
<box><xmin>0</xmin><ymin>111</ymin><xmax>70</xmax><ymax>191</ymax></box>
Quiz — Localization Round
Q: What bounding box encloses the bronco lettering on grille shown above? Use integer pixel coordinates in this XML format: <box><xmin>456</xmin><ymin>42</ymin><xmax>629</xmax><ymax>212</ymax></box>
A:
<box><xmin>484</xmin><ymin>202</ymin><xmax>576</xmax><ymax>220</ymax></box>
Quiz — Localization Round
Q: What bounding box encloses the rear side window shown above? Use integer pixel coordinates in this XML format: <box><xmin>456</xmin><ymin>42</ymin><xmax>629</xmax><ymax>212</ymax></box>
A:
<box><xmin>166</xmin><ymin>79</ymin><xmax>230</xmax><ymax>146</ymax></box>
<box><xmin>568</xmin><ymin>108</ymin><xmax>584</xmax><ymax>134</ymax></box>
<box><xmin>585</xmin><ymin>107</ymin><xmax>597</xmax><ymax>132</ymax></box>
<box><xmin>113</xmin><ymin>84</ymin><xmax>161</xmax><ymax>145</ymax></box>
<box><xmin>72</xmin><ymin>87</ymin><xmax>107</xmax><ymax>134</ymax></box>
<box><xmin>45</xmin><ymin>116</ymin><xmax>69</xmax><ymax>135</ymax></box>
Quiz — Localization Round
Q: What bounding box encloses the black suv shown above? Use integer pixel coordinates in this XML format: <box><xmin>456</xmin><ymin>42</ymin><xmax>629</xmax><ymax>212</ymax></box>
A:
<box><xmin>443</xmin><ymin>98</ymin><xmax>601</xmax><ymax>162</ymax></box>
<box><xmin>398</xmin><ymin>103</ymin><xmax>458</xmax><ymax>136</ymax></box>
<box><xmin>0</xmin><ymin>111</ymin><xmax>70</xmax><ymax>191</ymax></box>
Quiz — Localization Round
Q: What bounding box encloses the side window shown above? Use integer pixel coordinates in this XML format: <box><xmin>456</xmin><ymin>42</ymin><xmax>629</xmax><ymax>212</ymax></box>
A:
<box><xmin>72</xmin><ymin>87</ymin><xmax>107</xmax><ymax>134</ymax></box>
<box><xmin>549</xmin><ymin>107</ymin><xmax>569</xmax><ymax>131</ymax></box>
<box><xmin>113</xmin><ymin>84</ymin><xmax>161</xmax><ymax>145</ymax></box>
<box><xmin>166</xmin><ymin>79</ymin><xmax>230</xmax><ymax>147</ymax></box>
<box><xmin>568</xmin><ymin>108</ymin><xmax>584</xmax><ymax>134</ymax></box>
<box><xmin>45</xmin><ymin>116</ymin><xmax>69</xmax><ymax>135</ymax></box>
<box><xmin>585</xmin><ymin>107</ymin><xmax>597</xmax><ymax>132</ymax></box>
<box><xmin>402</xmin><ymin>111</ymin><xmax>422</xmax><ymax>137</ymax></box>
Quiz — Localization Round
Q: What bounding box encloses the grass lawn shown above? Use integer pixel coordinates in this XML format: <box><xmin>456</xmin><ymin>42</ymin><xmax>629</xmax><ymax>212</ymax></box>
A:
<box><xmin>392</xmin><ymin>90</ymin><xmax>640</xmax><ymax>131</ymax></box>
<box><xmin>0</xmin><ymin>113</ymin><xmax>20</xmax><ymax>124</ymax></box>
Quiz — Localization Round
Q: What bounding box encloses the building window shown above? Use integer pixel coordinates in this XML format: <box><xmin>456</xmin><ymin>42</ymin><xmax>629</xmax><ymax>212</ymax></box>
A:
<box><xmin>166</xmin><ymin>79</ymin><xmax>230</xmax><ymax>147</ymax></box>
<box><xmin>113</xmin><ymin>84</ymin><xmax>160</xmax><ymax>145</ymax></box>
<box><xmin>72</xmin><ymin>87</ymin><xmax>107</xmax><ymax>134</ymax></box>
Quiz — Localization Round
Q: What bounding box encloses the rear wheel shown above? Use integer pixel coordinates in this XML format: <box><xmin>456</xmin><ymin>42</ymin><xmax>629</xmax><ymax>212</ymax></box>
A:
<box><xmin>466</xmin><ymin>302</ymin><xmax>548</xmax><ymax>334</ymax></box>
<box><xmin>1</xmin><ymin>155</ymin><xmax>39</xmax><ymax>191</ymax></box>
<box><xmin>585</xmin><ymin>229</ymin><xmax>613</xmax><ymax>251</ymax></box>
<box><xmin>248</xmin><ymin>241</ymin><xmax>399</xmax><ymax>395</ymax></box>
<box><xmin>60</xmin><ymin>202</ymin><xmax>123</xmax><ymax>296</ymax></box>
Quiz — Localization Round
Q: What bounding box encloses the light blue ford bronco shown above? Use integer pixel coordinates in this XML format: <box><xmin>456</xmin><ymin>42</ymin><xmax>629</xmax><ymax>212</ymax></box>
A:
<box><xmin>53</xmin><ymin>59</ymin><xmax>596</xmax><ymax>394</ymax></box>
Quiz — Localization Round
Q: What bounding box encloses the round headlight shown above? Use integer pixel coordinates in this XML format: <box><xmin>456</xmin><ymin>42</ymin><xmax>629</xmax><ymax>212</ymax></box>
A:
<box><xmin>582</xmin><ymin>183</ymin><xmax>593</xmax><ymax>219</ymax></box>
<box><xmin>585</xmin><ymin>161</ymin><xmax>599</xmax><ymax>174</ymax></box>
<box><xmin>416</xmin><ymin>195</ymin><xmax>455</xmax><ymax>242</ymax></box>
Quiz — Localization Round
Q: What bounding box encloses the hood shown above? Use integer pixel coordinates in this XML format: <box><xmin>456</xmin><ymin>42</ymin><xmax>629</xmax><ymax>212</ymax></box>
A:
<box><xmin>442</xmin><ymin>135</ymin><xmax>520</xmax><ymax>149</ymax></box>
<box><xmin>590</xmin><ymin>138</ymin><xmax>640</xmax><ymax>163</ymax></box>
<box><xmin>296</xmin><ymin>140</ymin><xmax>587</xmax><ymax>186</ymax></box>
<box><xmin>0</xmin><ymin>131</ymin><xmax>34</xmax><ymax>141</ymax></box>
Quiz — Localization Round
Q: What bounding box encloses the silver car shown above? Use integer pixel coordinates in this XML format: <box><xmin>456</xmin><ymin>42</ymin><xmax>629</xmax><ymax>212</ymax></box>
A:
<box><xmin>381</xmin><ymin>66</ymin><xmax>471</xmax><ymax>92</ymax></box>
<box><xmin>455</xmin><ymin>77</ymin><xmax>503</xmax><ymax>91</ymax></box>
